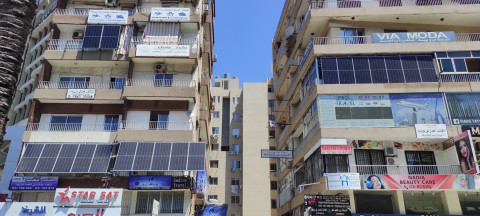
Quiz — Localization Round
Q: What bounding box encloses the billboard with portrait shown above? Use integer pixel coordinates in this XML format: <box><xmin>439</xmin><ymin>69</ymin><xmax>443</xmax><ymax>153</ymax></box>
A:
<box><xmin>389</xmin><ymin>93</ymin><xmax>448</xmax><ymax>127</ymax></box>
<box><xmin>454</xmin><ymin>131</ymin><xmax>479</xmax><ymax>174</ymax></box>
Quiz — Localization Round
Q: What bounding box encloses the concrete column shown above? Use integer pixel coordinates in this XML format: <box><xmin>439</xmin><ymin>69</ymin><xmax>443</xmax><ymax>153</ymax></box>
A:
<box><xmin>395</xmin><ymin>190</ymin><xmax>406</xmax><ymax>214</ymax></box>
<box><xmin>347</xmin><ymin>190</ymin><xmax>356</xmax><ymax>213</ymax></box>
<box><xmin>129</xmin><ymin>191</ymin><xmax>137</xmax><ymax>215</ymax></box>
<box><xmin>443</xmin><ymin>190</ymin><xmax>462</xmax><ymax>215</ymax></box>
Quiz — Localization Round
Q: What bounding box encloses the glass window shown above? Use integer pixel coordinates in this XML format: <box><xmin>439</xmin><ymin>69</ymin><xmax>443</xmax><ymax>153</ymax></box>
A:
<box><xmin>231</xmin><ymin>144</ymin><xmax>240</xmax><ymax>153</ymax></box>
<box><xmin>210</xmin><ymin>160</ymin><xmax>219</xmax><ymax>168</ymax></box>
<box><xmin>135</xmin><ymin>191</ymin><xmax>184</xmax><ymax>214</ymax></box>
<box><xmin>50</xmin><ymin>115</ymin><xmax>82</xmax><ymax>131</ymax></box>
<box><xmin>231</xmin><ymin>179</ymin><xmax>240</xmax><ymax>186</ymax></box>
<box><xmin>211</xmin><ymin>144</ymin><xmax>219</xmax><ymax>151</ymax></box>
<box><xmin>59</xmin><ymin>77</ymin><xmax>89</xmax><ymax>88</ymax></box>
<box><xmin>104</xmin><ymin>115</ymin><xmax>119</xmax><ymax>132</ymax></box>
<box><xmin>213</xmin><ymin>111</ymin><xmax>220</xmax><ymax>118</ymax></box>
<box><xmin>232</xmin><ymin>97</ymin><xmax>236</xmax><ymax>104</ymax></box>
<box><xmin>231</xmin><ymin>161</ymin><xmax>241</xmax><ymax>169</ymax></box>
<box><xmin>232</xmin><ymin>129</ymin><xmax>240</xmax><ymax>137</ymax></box>
<box><xmin>212</xmin><ymin>127</ymin><xmax>219</xmax><ymax>135</ymax></box>
<box><xmin>269</xmin><ymin>115</ymin><xmax>275</xmax><ymax>121</ymax></box>
<box><xmin>268</xmin><ymin>85</ymin><xmax>273</xmax><ymax>92</ymax></box>
<box><xmin>232</xmin><ymin>113</ymin><xmax>240</xmax><ymax>120</ymax></box>
<box><xmin>212</xmin><ymin>96</ymin><xmax>216</xmax><ymax>103</ymax></box>
<box><xmin>269</xmin><ymin>130</ymin><xmax>275</xmax><ymax>138</ymax></box>
<box><xmin>323</xmin><ymin>155</ymin><xmax>349</xmax><ymax>173</ymax></box>
<box><xmin>154</xmin><ymin>74</ymin><xmax>173</xmax><ymax>87</ymax></box>
<box><xmin>231</xmin><ymin>196</ymin><xmax>240</xmax><ymax>204</ymax></box>
<box><xmin>271</xmin><ymin>200</ymin><xmax>277</xmax><ymax>209</ymax></box>
<box><xmin>270</xmin><ymin>163</ymin><xmax>277</xmax><ymax>172</ymax></box>
<box><xmin>270</xmin><ymin>181</ymin><xmax>277</xmax><ymax>190</ymax></box>
<box><xmin>217</xmin><ymin>96</ymin><xmax>221</xmax><ymax>103</ymax></box>
<box><xmin>341</xmin><ymin>28</ymin><xmax>364</xmax><ymax>44</ymax></box>
<box><xmin>268</xmin><ymin>100</ymin><xmax>274</xmax><ymax>108</ymax></box>
<box><xmin>110</xmin><ymin>77</ymin><xmax>125</xmax><ymax>89</ymax></box>
<box><xmin>405</xmin><ymin>151</ymin><xmax>437</xmax><ymax>174</ymax></box>
<box><xmin>150</xmin><ymin>112</ymin><xmax>169</xmax><ymax>130</ymax></box>
<box><xmin>209</xmin><ymin>177</ymin><xmax>218</xmax><ymax>185</ymax></box>
<box><xmin>354</xmin><ymin>149</ymin><xmax>387</xmax><ymax>175</ymax></box>
<box><xmin>208</xmin><ymin>195</ymin><xmax>218</xmax><ymax>200</ymax></box>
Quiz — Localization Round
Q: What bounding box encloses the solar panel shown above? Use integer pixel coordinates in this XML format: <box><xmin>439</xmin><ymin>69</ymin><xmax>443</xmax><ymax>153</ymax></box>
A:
<box><xmin>89</xmin><ymin>145</ymin><xmax>113</xmax><ymax>172</ymax></box>
<box><xmin>53</xmin><ymin>144</ymin><xmax>79</xmax><ymax>172</ymax></box>
<box><xmin>100</xmin><ymin>25</ymin><xmax>121</xmax><ymax>49</ymax></box>
<box><xmin>320</xmin><ymin>58</ymin><xmax>339</xmax><ymax>84</ymax></box>
<box><xmin>132</xmin><ymin>142</ymin><xmax>154</xmax><ymax>170</ymax></box>
<box><xmin>83</xmin><ymin>25</ymin><xmax>120</xmax><ymax>50</ymax></box>
<box><xmin>16</xmin><ymin>144</ymin><xmax>44</xmax><ymax>172</ymax></box>
<box><xmin>83</xmin><ymin>26</ymin><xmax>102</xmax><ymax>49</ymax></box>
<box><xmin>71</xmin><ymin>145</ymin><xmax>96</xmax><ymax>172</ymax></box>
<box><xmin>170</xmin><ymin>142</ymin><xmax>189</xmax><ymax>170</ymax></box>
<box><xmin>187</xmin><ymin>142</ymin><xmax>206</xmax><ymax>170</ymax></box>
<box><xmin>34</xmin><ymin>144</ymin><xmax>61</xmax><ymax>172</ymax></box>
<box><xmin>151</xmin><ymin>142</ymin><xmax>172</xmax><ymax>171</ymax></box>
<box><xmin>113</xmin><ymin>142</ymin><xmax>136</xmax><ymax>171</ymax></box>
<box><xmin>352</xmin><ymin>57</ymin><xmax>371</xmax><ymax>84</ymax></box>
<box><xmin>368</xmin><ymin>57</ymin><xmax>389</xmax><ymax>83</ymax></box>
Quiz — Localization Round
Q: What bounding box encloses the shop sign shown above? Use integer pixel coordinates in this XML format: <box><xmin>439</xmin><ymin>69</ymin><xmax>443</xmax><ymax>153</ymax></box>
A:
<box><xmin>325</xmin><ymin>173</ymin><xmax>361</xmax><ymax>190</ymax></box>
<box><xmin>9</xmin><ymin>176</ymin><xmax>58</xmax><ymax>190</ymax></box>
<box><xmin>352</xmin><ymin>214</ymin><xmax>463</xmax><ymax>216</ymax></box>
<box><xmin>260</xmin><ymin>149</ymin><xmax>293</xmax><ymax>158</ymax></box>
<box><xmin>129</xmin><ymin>176</ymin><xmax>172</xmax><ymax>190</ymax></box>
<box><xmin>195</xmin><ymin>171</ymin><xmax>208</xmax><ymax>199</ymax></box>
<box><xmin>87</xmin><ymin>10</ymin><xmax>128</xmax><ymax>25</ymax></box>
<box><xmin>150</xmin><ymin>8</ymin><xmax>190</xmax><ymax>22</ymax></box>
<box><xmin>54</xmin><ymin>188</ymin><xmax>122</xmax><ymax>207</ymax></box>
<box><xmin>136</xmin><ymin>44</ymin><xmax>190</xmax><ymax>57</ymax></box>
<box><xmin>198</xmin><ymin>205</ymin><xmax>228</xmax><ymax>216</ymax></box>
<box><xmin>54</xmin><ymin>207</ymin><xmax>121</xmax><ymax>216</ymax></box>
<box><xmin>304</xmin><ymin>194</ymin><xmax>350</xmax><ymax>215</ymax></box>
<box><xmin>415</xmin><ymin>124</ymin><xmax>448</xmax><ymax>138</ymax></box>
<box><xmin>462</xmin><ymin>125</ymin><xmax>480</xmax><ymax>137</ymax></box>
<box><xmin>21</xmin><ymin>205</ymin><xmax>47</xmax><ymax>214</ymax></box>
<box><xmin>372</xmin><ymin>31</ymin><xmax>456</xmax><ymax>43</ymax></box>
<box><xmin>453</xmin><ymin>131</ymin><xmax>478</xmax><ymax>174</ymax></box>
<box><xmin>320</xmin><ymin>145</ymin><xmax>352</xmax><ymax>154</ymax></box>
<box><xmin>171</xmin><ymin>176</ymin><xmax>191</xmax><ymax>189</ymax></box>
<box><xmin>66</xmin><ymin>89</ymin><xmax>95</xmax><ymax>99</ymax></box>
<box><xmin>363</xmin><ymin>174</ymin><xmax>476</xmax><ymax>190</ymax></box>
<box><xmin>0</xmin><ymin>202</ymin><xmax>54</xmax><ymax>215</ymax></box>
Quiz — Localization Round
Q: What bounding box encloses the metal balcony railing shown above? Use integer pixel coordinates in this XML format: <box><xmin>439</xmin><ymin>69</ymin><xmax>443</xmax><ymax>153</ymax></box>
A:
<box><xmin>46</xmin><ymin>39</ymin><xmax>84</xmax><ymax>51</ymax></box>
<box><xmin>26</xmin><ymin>121</ymin><xmax>194</xmax><ymax>131</ymax></box>
<box><xmin>312</xmin><ymin>33</ymin><xmax>480</xmax><ymax>45</ymax></box>
<box><xmin>121</xmin><ymin>121</ymin><xmax>194</xmax><ymax>131</ymax></box>
<box><xmin>135</xmin><ymin>6</ymin><xmax>199</xmax><ymax>14</ymax></box>
<box><xmin>54</xmin><ymin>9</ymin><xmax>90</xmax><ymax>15</ymax></box>
<box><xmin>311</xmin><ymin>0</ymin><xmax>480</xmax><ymax>9</ymax></box>
<box><xmin>130</xmin><ymin>36</ymin><xmax>198</xmax><ymax>47</ymax></box>
<box><xmin>37</xmin><ymin>81</ymin><xmax>124</xmax><ymax>89</ymax></box>
<box><xmin>439</xmin><ymin>72</ymin><xmax>480</xmax><ymax>82</ymax></box>
<box><xmin>33</xmin><ymin>5</ymin><xmax>56</xmax><ymax>29</ymax></box>
<box><xmin>349</xmin><ymin>165</ymin><xmax>463</xmax><ymax>175</ymax></box>
<box><xmin>126</xmin><ymin>79</ymin><xmax>196</xmax><ymax>87</ymax></box>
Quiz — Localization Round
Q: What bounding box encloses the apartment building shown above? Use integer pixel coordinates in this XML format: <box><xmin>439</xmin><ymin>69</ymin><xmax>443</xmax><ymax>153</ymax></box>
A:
<box><xmin>0</xmin><ymin>0</ymin><xmax>215</xmax><ymax>215</ymax></box>
<box><xmin>272</xmin><ymin>1</ymin><xmax>480</xmax><ymax>215</ymax></box>
<box><xmin>208</xmin><ymin>74</ymin><xmax>274</xmax><ymax>216</ymax></box>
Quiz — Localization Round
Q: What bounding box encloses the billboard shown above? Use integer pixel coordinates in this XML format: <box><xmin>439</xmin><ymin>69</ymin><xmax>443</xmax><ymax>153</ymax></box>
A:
<box><xmin>171</xmin><ymin>176</ymin><xmax>191</xmax><ymax>189</ymax></box>
<box><xmin>453</xmin><ymin>131</ymin><xmax>479</xmax><ymax>174</ymax></box>
<box><xmin>129</xmin><ymin>176</ymin><xmax>172</xmax><ymax>190</ymax></box>
<box><xmin>136</xmin><ymin>45</ymin><xmax>191</xmax><ymax>57</ymax></box>
<box><xmin>446</xmin><ymin>93</ymin><xmax>480</xmax><ymax>125</ymax></box>
<box><xmin>363</xmin><ymin>174</ymin><xmax>476</xmax><ymax>190</ymax></box>
<box><xmin>54</xmin><ymin>188</ymin><xmax>122</xmax><ymax>207</ymax></box>
<box><xmin>372</xmin><ymin>31</ymin><xmax>456</xmax><ymax>43</ymax></box>
<box><xmin>198</xmin><ymin>205</ymin><xmax>228</xmax><ymax>216</ymax></box>
<box><xmin>195</xmin><ymin>171</ymin><xmax>209</xmax><ymax>202</ymax></box>
<box><xmin>87</xmin><ymin>10</ymin><xmax>128</xmax><ymax>25</ymax></box>
<box><xmin>150</xmin><ymin>8</ymin><xmax>190</xmax><ymax>22</ymax></box>
<box><xmin>414</xmin><ymin>124</ymin><xmax>448</xmax><ymax>138</ymax></box>
<box><xmin>389</xmin><ymin>93</ymin><xmax>448</xmax><ymax>127</ymax></box>
<box><xmin>320</xmin><ymin>145</ymin><xmax>352</xmax><ymax>154</ymax></box>
<box><xmin>325</xmin><ymin>173</ymin><xmax>361</xmax><ymax>190</ymax></box>
<box><xmin>304</xmin><ymin>194</ymin><xmax>350</xmax><ymax>215</ymax></box>
<box><xmin>9</xmin><ymin>176</ymin><xmax>58</xmax><ymax>190</ymax></box>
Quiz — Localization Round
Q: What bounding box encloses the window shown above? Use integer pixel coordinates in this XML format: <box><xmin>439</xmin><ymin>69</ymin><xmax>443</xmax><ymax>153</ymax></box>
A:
<box><xmin>83</xmin><ymin>25</ymin><xmax>121</xmax><ymax>50</ymax></box>
<box><xmin>354</xmin><ymin>149</ymin><xmax>387</xmax><ymax>175</ymax></box>
<box><xmin>104</xmin><ymin>115</ymin><xmax>119</xmax><ymax>132</ymax></box>
<box><xmin>232</xmin><ymin>97</ymin><xmax>236</xmax><ymax>104</ymax></box>
<box><xmin>208</xmin><ymin>195</ymin><xmax>218</xmax><ymax>200</ymax></box>
<box><xmin>211</xmin><ymin>144</ymin><xmax>219</xmax><ymax>151</ymax></box>
<box><xmin>231</xmin><ymin>179</ymin><xmax>240</xmax><ymax>186</ymax></box>
<box><xmin>341</xmin><ymin>28</ymin><xmax>364</xmax><ymax>44</ymax></box>
<box><xmin>210</xmin><ymin>160</ymin><xmax>219</xmax><ymax>168</ymax></box>
<box><xmin>221</xmin><ymin>146</ymin><xmax>230</xmax><ymax>151</ymax></box>
<box><xmin>269</xmin><ymin>146</ymin><xmax>276</xmax><ymax>150</ymax></box>
<box><xmin>154</xmin><ymin>74</ymin><xmax>173</xmax><ymax>87</ymax></box>
<box><xmin>323</xmin><ymin>155</ymin><xmax>349</xmax><ymax>173</ymax></box>
<box><xmin>231</xmin><ymin>161</ymin><xmax>241</xmax><ymax>169</ymax></box>
<box><xmin>212</xmin><ymin>127</ymin><xmax>219</xmax><ymax>135</ymax></box>
<box><xmin>269</xmin><ymin>115</ymin><xmax>275</xmax><ymax>121</ymax></box>
<box><xmin>231</xmin><ymin>144</ymin><xmax>240</xmax><ymax>153</ymax></box>
<box><xmin>405</xmin><ymin>151</ymin><xmax>437</xmax><ymax>174</ymax></box>
<box><xmin>302</xmin><ymin>63</ymin><xmax>319</xmax><ymax>96</ymax></box>
<box><xmin>269</xmin><ymin>130</ymin><xmax>275</xmax><ymax>138</ymax></box>
<box><xmin>59</xmin><ymin>77</ymin><xmax>89</xmax><ymax>88</ymax></box>
<box><xmin>232</xmin><ymin>129</ymin><xmax>240</xmax><ymax>138</ymax></box>
<box><xmin>50</xmin><ymin>116</ymin><xmax>82</xmax><ymax>131</ymax></box>
<box><xmin>212</xmin><ymin>96</ymin><xmax>216</xmax><ymax>103</ymax></box>
<box><xmin>270</xmin><ymin>163</ymin><xmax>277</xmax><ymax>172</ymax></box>
<box><xmin>110</xmin><ymin>77</ymin><xmax>125</xmax><ymax>89</ymax></box>
<box><xmin>217</xmin><ymin>96</ymin><xmax>221</xmax><ymax>103</ymax></box>
<box><xmin>268</xmin><ymin>85</ymin><xmax>273</xmax><ymax>92</ymax></box>
<box><xmin>268</xmin><ymin>100</ymin><xmax>274</xmax><ymax>108</ymax></box>
<box><xmin>213</xmin><ymin>111</ymin><xmax>220</xmax><ymax>118</ymax></box>
<box><xmin>209</xmin><ymin>177</ymin><xmax>218</xmax><ymax>185</ymax></box>
<box><xmin>232</xmin><ymin>113</ymin><xmax>240</xmax><ymax>120</ymax></box>
<box><xmin>270</xmin><ymin>181</ymin><xmax>277</xmax><ymax>190</ymax></box>
<box><xmin>150</xmin><ymin>112</ymin><xmax>169</xmax><ymax>129</ymax></box>
<box><xmin>231</xmin><ymin>196</ymin><xmax>240</xmax><ymax>204</ymax></box>
<box><xmin>271</xmin><ymin>199</ymin><xmax>277</xmax><ymax>209</ymax></box>
<box><xmin>135</xmin><ymin>191</ymin><xmax>184</xmax><ymax>214</ymax></box>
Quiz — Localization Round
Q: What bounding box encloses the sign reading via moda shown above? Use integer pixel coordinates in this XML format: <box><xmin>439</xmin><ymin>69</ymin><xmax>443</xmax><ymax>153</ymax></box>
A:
<box><xmin>325</xmin><ymin>173</ymin><xmax>361</xmax><ymax>190</ymax></box>
<box><xmin>260</xmin><ymin>149</ymin><xmax>293</xmax><ymax>158</ymax></box>
<box><xmin>9</xmin><ymin>176</ymin><xmax>58</xmax><ymax>190</ymax></box>
<box><xmin>129</xmin><ymin>176</ymin><xmax>172</xmax><ymax>190</ymax></box>
<box><xmin>363</xmin><ymin>174</ymin><xmax>476</xmax><ymax>190</ymax></box>
<box><xmin>372</xmin><ymin>31</ymin><xmax>456</xmax><ymax>43</ymax></box>
<box><xmin>414</xmin><ymin>124</ymin><xmax>448</xmax><ymax>138</ymax></box>
<box><xmin>66</xmin><ymin>89</ymin><xmax>95</xmax><ymax>99</ymax></box>
<box><xmin>136</xmin><ymin>45</ymin><xmax>191</xmax><ymax>57</ymax></box>
<box><xmin>150</xmin><ymin>8</ymin><xmax>190</xmax><ymax>22</ymax></box>
<box><xmin>87</xmin><ymin>10</ymin><xmax>128</xmax><ymax>24</ymax></box>
<box><xmin>54</xmin><ymin>188</ymin><xmax>123</xmax><ymax>207</ymax></box>
<box><xmin>320</xmin><ymin>145</ymin><xmax>352</xmax><ymax>154</ymax></box>
<box><xmin>304</xmin><ymin>194</ymin><xmax>350</xmax><ymax>215</ymax></box>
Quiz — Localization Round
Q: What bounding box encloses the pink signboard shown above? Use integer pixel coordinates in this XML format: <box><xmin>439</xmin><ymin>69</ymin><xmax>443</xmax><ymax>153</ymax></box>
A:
<box><xmin>321</xmin><ymin>145</ymin><xmax>352</xmax><ymax>154</ymax></box>
<box><xmin>363</xmin><ymin>174</ymin><xmax>475</xmax><ymax>190</ymax></box>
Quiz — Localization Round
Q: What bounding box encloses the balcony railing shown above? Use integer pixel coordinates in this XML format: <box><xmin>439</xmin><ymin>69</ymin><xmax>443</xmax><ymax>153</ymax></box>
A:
<box><xmin>46</xmin><ymin>39</ymin><xmax>84</xmax><ymax>51</ymax></box>
<box><xmin>121</xmin><ymin>121</ymin><xmax>194</xmax><ymax>131</ymax></box>
<box><xmin>312</xmin><ymin>33</ymin><xmax>480</xmax><ymax>45</ymax></box>
<box><xmin>130</xmin><ymin>37</ymin><xmax>198</xmax><ymax>47</ymax></box>
<box><xmin>54</xmin><ymin>8</ymin><xmax>90</xmax><ymax>15</ymax></box>
<box><xmin>349</xmin><ymin>165</ymin><xmax>463</xmax><ymax>175</ymax></box>
<box><xmin>439</xmin><ymin>72</ymin><xmax>480</xmax><ymax>82</ymax></box>
<box><xmin>135</xmin><ymin>6</ymin><xmax>198</xmax><ymax>14</ymax></box>
<box><xmin>33</xmin><ymin>4</ymin><xmax>56</xmax><ymax>29</ymax></box>
<box><xmin>126</xmin><ymin>79</ymin><xmax>196</xmax><ymax>87</ymax></box>
<box><xmin>37</xmin><ymin>81</ymin><xmax>124</xmax><ymax>89</ymax></box>
<box><xmin>311</xmin><ymin>0</ymin><xmax>480</xmax><ymax>9</ymax></box>
<box><xmin>26</xmin><ymin>121</ymin><xmax>194</xmax><ymax>131</ymax></box>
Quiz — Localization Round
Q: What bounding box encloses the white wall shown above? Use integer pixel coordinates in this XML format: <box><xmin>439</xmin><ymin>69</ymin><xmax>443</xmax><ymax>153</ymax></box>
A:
<box><xmin>126</xmin><ymin>111</ymin><xmax>150</xmax><ymax>129</ymax></box>
<box><xmin>50</xmin><ymin>67</ymin><xmax>128</xmax><ymax>83</ymax></box>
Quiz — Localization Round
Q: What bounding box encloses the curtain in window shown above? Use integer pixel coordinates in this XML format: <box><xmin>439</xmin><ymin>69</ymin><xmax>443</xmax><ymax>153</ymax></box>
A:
<box><xmin>143</xmin><ymin>22</ymin><xmax>180</xmax><ymax>44</ymax></box>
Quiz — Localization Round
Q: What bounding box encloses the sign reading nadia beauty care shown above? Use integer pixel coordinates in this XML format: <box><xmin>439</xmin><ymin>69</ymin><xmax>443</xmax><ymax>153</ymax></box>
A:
<box><xmin>415</xmin><ymin>124</ymin><xmax>448</xmax><ymax>138</ymax></box>
<box><xmin>363</xmin><ymin>174</ymin><xmax>476</xmax><ymax>190</ymax></box>
<box><xmin>54</xmin><ymin>188</ymin><xmax>122</xmax><ymax>207</ymax></box>
<box><xmin>136</xmin><ymin>44</ymin><xmax>190</xmax><ymax>57</ymax></box>
<box><xmin>320</xmin><ymin>145</ymin><xmax>352</xmax><ymax>154</ymax></box>
<box><xmin>66</xmin><ymin>89</ymin><xmax>95</xmax><ymax>99</ymax></box>
<box><xmin>372</xmin><ymin>31</ymin><xmax>456</xmax><ymax>43</ymax></box>
<box><xmin>150</xmin><ymin>8</ymin><xmax>190</xmax><ymax>22</ymax></box>
<box><xmin>87</xmin><ymin>10</ymin><xmax>128</xmax><ymax>24</ymax></box>
<box><xmin>9</xmin><ymin>176</ymin><xmax>58</xmax><ymax>190</ymax></box>
<box><xmin>325</xmin><ymin>173</ymin><xmax>361</xmax><ymax>190</ymax></box>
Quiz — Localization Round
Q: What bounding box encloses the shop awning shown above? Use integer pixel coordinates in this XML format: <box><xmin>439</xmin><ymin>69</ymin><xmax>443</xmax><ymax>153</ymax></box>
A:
<box><xmin>113</xmin><ymin>142</ymin><xmax>205</xmax><ymax>171</ymax></box>
<box><xmin>15</xmin><ymin>143</ymin><xmax>115</xmax><ymax>173</ymax></box>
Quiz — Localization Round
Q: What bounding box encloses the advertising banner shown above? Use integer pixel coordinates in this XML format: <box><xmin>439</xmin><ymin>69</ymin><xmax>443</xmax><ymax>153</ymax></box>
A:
<box><xmin>363</xmin><ymin>174</ymin><xmax>476</xmax><ymax>190</ymax></box>
<box><xmin>54</xmin><ymin>188</ymin><xmax>122</xmax><ymax>207</ymax></box>
<box><xmin>304</xmin><ymin>194</ymin><xmax>350</xmax><ymax>215</ymax></box>
<box><xmin>372</xmin><ymin>31</ymin><xmax>456</xmax><ymax>43</ymax></box>
<box><xmin>150</xmin><ymin>8</ymin><xmax>190</xmax><ymax>22</ymax></box>
<box><xmin>66</xmin><ymin>89</ymin><xmax>95</xmax><ymax>99</ymax></box>
<box><xmin>129</xmin><ymin>176</ymin><xmax>172</xmax><ymax>190</ymax></box>
<box><xmin>462</xmin><ymin>125</ymin><xmax>480</xmax><ymax>137</ymax></box>
<box><xmin>198</xmin><ymin>205</ymin><xmax>228</xmax><ymax>216</ymax></box>
<box><xmin>87</xmin><ymin>10</ymin><xmax>128</xmax><ymax>24</ymax></box>
<box><xmin>415</xmin><ymin>124</ymin><xmax>448</xmax><ymax>138</ymax></box>
<box><xmin>0</xmin><ymin>202</ymin><xmax>54</xmax><ymax>215</ymax></box>
<box><xmin>320</xmin><ymin>145</ymin><xmax>352</xmax><ymax>154</ymax></box>
<box><xmin>9</xmin><ymin>176</ymin><xmax>58</xmax><ymax>190</ymax></box>
<box><xmin>136</xmin><ymin>44</ymin><xmax>191</xmax><ymax>57</ymax></box>
<box><xmin>453</xmin><ymin>131</ymin><xmax>479</xmax><ymax>174</ymax></box>
<box><xmin>389</xmin><ymin>93</ymin><xmax>448</xmax><ymax>127</ymax></box>
<box><xmin>446</xmin><ymin>93</ymin><xmax>480</xmax><ymax>125</ymax></box>
<box><xmin>195</xmin><ymin>171</ymin><xmax>209</xmax><ymax>201</ymax></box>
<box><xmin>260</xmin><ymin>149</ymin><xmax>293</xmax><ymax>158</ymax></box>
<box><xmin>325</xmin><ymin>173</ymin><xmax>361</xmax><ymax>190</ymax></box>
<box><xmin>171</xmin><ymin>176</ymin><xmax>191</xmax><ymax>189</ymax></box>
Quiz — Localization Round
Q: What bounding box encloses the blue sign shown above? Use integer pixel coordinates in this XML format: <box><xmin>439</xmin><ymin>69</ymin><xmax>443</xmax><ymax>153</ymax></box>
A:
<box><xmin>21</xmin><ymin>206</ymin><xmax>47</xmax><ymax>214</ymax></box>
<box><xmin>129</xmin><ymin>176</ymin><xmax>172</xmax><ymax>190</ymax></box>
<box><xmin>352</xmin><ymin>214</ymin><xmax>462</xmax><ymax>216</ymax></box>
<box><xmin>195</xmin><ymin>171</ymin><xmax>209</xmax><ymax>201</ymax></box>
<box><xmin>9</xmin><ymin>176</ymin><xmax>58</xmax><ymax>190</ymax></box>
<box><xmin>372</xmin><ymin>31</ymin><xmax>456</xmax><ymax>43</ymax></box>
<box><xmin>390</xmin><ymin>93</ymin><xmax>448</xmax><ymax>127</ymax></box>
<box><xmin>198</xmin><ymin>205</ymin><xmax>228</xmax><ymax>216</ymax></box>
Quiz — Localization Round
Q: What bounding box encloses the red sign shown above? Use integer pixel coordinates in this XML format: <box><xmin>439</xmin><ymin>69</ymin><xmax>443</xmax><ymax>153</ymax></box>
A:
<box><xmin>55</xmin><ymin>188</ymin><xmax>122</xmax><ymax>207</ymax></box>
<box><xmin>320</xmin><ymin>145</ymin><xmax>352</xmax><ymax>154</ymax></box>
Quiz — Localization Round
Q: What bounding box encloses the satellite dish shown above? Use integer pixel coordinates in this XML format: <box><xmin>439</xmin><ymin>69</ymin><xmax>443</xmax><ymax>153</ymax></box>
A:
<box><xmin>285</xmin><ymin>26</ymin><xmax>294</xmax><ymax>37</ymax></box>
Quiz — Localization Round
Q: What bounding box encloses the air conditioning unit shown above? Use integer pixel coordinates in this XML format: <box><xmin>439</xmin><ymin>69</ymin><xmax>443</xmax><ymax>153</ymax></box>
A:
<box><xmin>386</xmin><ymin>157</ymin><xmax>399</xmax><ymax>165</ymax></box>
<box><xmin>72</xmin><ymin>30</ymin><xmax>84</xmax><ymax>39</ymax></box>
<box><xmin>230</xmin><ymin>168</ymin><xmax>236</xmax><ymax>171</ymax></box>
<box><xmin>384</xmin><ymin>147</ymin><xmax>398</xmax><ymax>157</ymax></box>
<box><xmin>105</xmin><ymin>0</ymin><xmax>117</xmax><ymax>6</ymax></box>
<box><xmin>234</xmin><ymin>135</ymin><xmax>239</xmax><ymax>139</ymax></box>
<box><xmin>155</xmin><ymin>63</ymin><xmax>167</xmax><ymax>73</ymax></box>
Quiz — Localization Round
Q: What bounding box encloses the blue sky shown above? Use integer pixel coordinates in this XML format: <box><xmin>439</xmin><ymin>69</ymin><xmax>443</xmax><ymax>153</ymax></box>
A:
<box><xmin>212</xmin><ymin>0</ymin><xmax>284</xmax><ymax>86</ymax></box>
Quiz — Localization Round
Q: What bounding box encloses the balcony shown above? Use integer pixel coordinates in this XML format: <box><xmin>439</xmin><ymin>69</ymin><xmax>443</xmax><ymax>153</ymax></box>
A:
<box><xmin>123</xmin><ymin>79</ymin><xmax>196</xmax><ymax>100</ymax></box>
<box><xmin>34</xmin><ymin>81</ymin><xmax>123</xmax><ymax>103</ymax></box>
<box><xmin>53</xmin><ymin>9</ymin><xmax>134</xmax><ymax>25</ymax></box>
<box><xmin>349</xmin><ymin>165</ymin><xmax>462</xmax><ymax>175</ymax></box>
<box><xmin>13</xmin><ymin>92</ymin><xmax>34</xmax><ymax>111</ymax></box>
<box><xmin>129</xmin><ymin>37</ymin><xmax>199</xmax><ymax>62</ymax></box>
<box><xmin>33</xmin><ymin>5</ymin><xmax>56</xmax><ymax>31</ymax></box>
<box><xmin>24</xmin><ymin>123</ymin><xmax>117</xmax><ymax>143</ymax></box>
<box><xmin>116</xmin><ymin>121</ymin><xmax>195</xmax><ymax>142</ymax></box>
<box><xmin>44</xmin><ymin>39</ymin><xmax>129</xmax><ymax>63</ymax></box>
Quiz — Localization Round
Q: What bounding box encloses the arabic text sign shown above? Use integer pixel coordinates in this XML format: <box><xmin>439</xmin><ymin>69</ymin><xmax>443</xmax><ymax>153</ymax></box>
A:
<box><xmin>88</xmin><ymin>10</ymin><xmax>128</xmax><ymax>24</ymax></box>
<box><xmin>325</xmin><ymin>173</ymin><xmax>361</xmax><ymax>190</ymax></box>
<box><xmin>372</xmin><ymin>31</ymin><xmax>456</xmax><ymax>43</ymax></box>
<box><xmin>66</xmin><ymin>89</ymin><xmax>95</xmax><ymax>99</ymax></box>
<box><xmin>260</xmin><ymin>149</ymin><xmax>293</xmax><ymax>158</ymax></box>
<box><xmin>136</xmin><ymin>44</ymin><xmax>191</xmax><ymax>57</ymax></box>
<box><xmin>304</xmin><ymin>194</ymin><xmax>350</xmax><ymax>216</ymax></box>
<box><xmin>54</xmin><ymin>188</ymin><xmax>123</xmax><ymax>207</ymax></box>
<box><xmin>0</xmin><ymin>202</ymin><xmax>54</xmax><ymax>215</ymax></box>
<box><xmin>9</xmin><ymin>176</ymin><xmax>58</xmax><ymax>190</ymax></box>
<box><xmin>151</xmin><ymin>8</ymin><xmax>190</xmax><ymax>22</ymax></box>
<box><xmin>415</xmin><ymin>124</ymin><xmax>448</xmax><ymax>138</ymax></box>
<box><xmin>320</xmin><ymin>145</ymin><xmax>352</xmax><ymax>154</ymax></box>
<box><xmin>363</xmin><ymin>174</ymin><xmax>476</xmax><ymax>190</ymax></box>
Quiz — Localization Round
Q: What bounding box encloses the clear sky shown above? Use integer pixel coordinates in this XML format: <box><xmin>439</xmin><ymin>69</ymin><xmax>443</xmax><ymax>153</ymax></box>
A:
<box><xmin>212</xmin><ymin>0</ymin><xmax>285</xmax><ymax>86</ymax></box>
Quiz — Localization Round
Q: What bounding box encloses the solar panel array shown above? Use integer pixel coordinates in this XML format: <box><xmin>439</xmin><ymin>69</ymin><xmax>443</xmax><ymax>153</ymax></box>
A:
<box><xmin>114</xmin><ymin>142</ymin><xmax>205</xmax><ymax>171</ymax></box>
<box><xmin>83</xmin><ymin>25</ymin><xmax>121</xmax><ymax>50</ymax></box>
<box><xmin>16</xmin><ymin>143</ymin><xmax>114</xmax><ymax>173</ymax></box>
<box><xmin>320</xmin><ymin>55</ymin><xmax>437</xmax><ymax>84</ymax></box>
